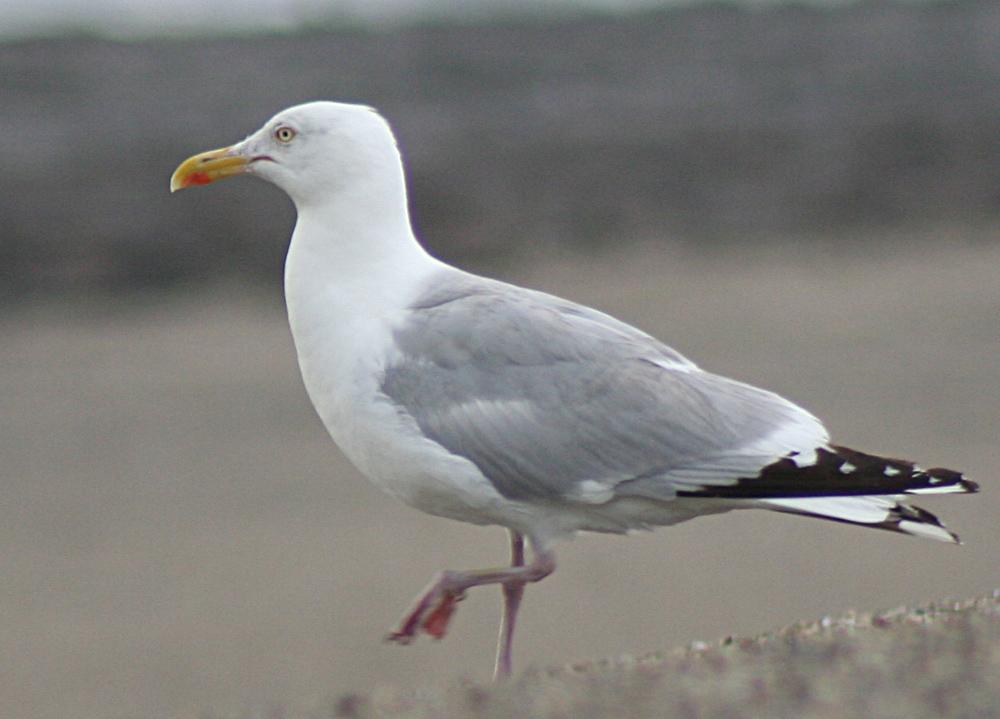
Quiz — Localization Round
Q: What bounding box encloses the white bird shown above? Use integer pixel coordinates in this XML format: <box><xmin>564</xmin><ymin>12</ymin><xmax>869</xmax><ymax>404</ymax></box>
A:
<box><xmin>171</xmin><ymin>101</ymin><xmax>977</xmax><ymax>680</ymax></box>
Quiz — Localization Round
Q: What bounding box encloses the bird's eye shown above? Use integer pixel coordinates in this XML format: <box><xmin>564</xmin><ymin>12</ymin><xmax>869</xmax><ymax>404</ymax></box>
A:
<box><xmin>275</xmin><ymin>126</ymin><xmax>296</xmax><ymax>143</ymax></box>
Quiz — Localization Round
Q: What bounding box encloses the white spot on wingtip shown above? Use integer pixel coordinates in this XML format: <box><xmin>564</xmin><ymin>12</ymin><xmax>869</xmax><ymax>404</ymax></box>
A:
<box><xmin>787</xmin><ymin>447</ymin><xmax>819</xmax><ymax>468</ymax></box>
<box><xmin>839</xmin><ymin>462</ymin><xmax>856</xmax><ymax>474</ymax></box>
<box><xmin>908</xmin><ymin>484</ymin><xmax>968</xmax><ymax>495</ymax></box>
<box><xmin>884</xmin><ymin>466</ymin><xmax>902</xmax><ymax>476</ymax></box>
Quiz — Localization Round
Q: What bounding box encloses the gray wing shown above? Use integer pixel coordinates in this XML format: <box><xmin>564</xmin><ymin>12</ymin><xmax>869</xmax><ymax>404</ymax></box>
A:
<box><xmin>381</xmin><ymin>271</ymin><xmax>826</xmax><ymax>503</ymax></box>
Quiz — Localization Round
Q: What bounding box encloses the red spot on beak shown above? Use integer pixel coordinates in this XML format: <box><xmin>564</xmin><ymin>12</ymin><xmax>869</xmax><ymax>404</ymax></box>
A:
<box><xmin>181</xmin><ymin>171</ymin><xmax>214</xmax><ymax>187</ymax></box>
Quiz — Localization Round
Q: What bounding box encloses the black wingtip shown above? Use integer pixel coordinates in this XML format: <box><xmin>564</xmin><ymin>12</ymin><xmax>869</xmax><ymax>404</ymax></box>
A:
<box><xmin>678</xmin><ymin>445</ymin><xmax>974</xmax><ymax>499</ymax></box>
<box><xmin>926</xmin><ymin>471</ymin><xmax>979</xmax><ymax>494</ymax></box>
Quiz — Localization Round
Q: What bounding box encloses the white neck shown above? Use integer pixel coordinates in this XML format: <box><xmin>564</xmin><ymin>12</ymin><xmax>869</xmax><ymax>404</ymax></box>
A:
<box><xmin>281</xmin><ymin>152</ymin><xmax>445</xmax><ymax>433</ymax></box>
<box><xmin>283</xmin><ymin>155</ymin><xmax>442</xmax><ymax>319</ymax></box>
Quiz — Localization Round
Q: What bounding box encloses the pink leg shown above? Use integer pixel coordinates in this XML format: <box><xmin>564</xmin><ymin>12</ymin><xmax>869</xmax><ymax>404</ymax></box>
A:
<box><xmin>386</xmin><ymin>532</ymin><xmax>555</xmax><ymax>680</ymax></box>
<box><xmin>495</xmin><ymin>530</ymin><xmax>525</xmax><ymax>680</ymax></box>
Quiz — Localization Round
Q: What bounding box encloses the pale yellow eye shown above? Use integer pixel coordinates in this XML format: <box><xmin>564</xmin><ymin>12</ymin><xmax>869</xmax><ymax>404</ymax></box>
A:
<box><xmin>275</xmin><ymin>126</ymin><xmax>296</xmax><ymax>143</ymax></box>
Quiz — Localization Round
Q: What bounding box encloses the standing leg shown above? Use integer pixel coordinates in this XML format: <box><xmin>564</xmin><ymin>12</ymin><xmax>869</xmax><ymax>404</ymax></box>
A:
<box><xmin>494</xmin><ymin>530</ymin><xmax>525</xmax><ymax>680</ymax></box>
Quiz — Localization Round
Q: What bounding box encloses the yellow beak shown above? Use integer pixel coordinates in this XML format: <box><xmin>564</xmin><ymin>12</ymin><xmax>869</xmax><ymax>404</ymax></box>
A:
<box><xmin>170</xmin><ymin>147</ymin><xmax>249</xmax><ymax>192</ymax></box>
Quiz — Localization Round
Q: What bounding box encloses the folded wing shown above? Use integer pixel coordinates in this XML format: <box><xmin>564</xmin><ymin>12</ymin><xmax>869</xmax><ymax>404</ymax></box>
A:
<box><xmin>381</xmin><ymin>271</ymin><xmax>829</xmax><ymax>503</ymax></box>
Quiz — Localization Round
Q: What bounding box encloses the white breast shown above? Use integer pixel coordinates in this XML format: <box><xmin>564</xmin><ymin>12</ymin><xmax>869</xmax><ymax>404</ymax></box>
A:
<box><xmin>284</xmin><ymin>237</ymin><xmax>506</xmax><ymax>524</ymax></box>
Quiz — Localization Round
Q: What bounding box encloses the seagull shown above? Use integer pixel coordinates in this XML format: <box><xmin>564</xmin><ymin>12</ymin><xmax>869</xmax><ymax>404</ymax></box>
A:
<box><xmin>171</xmin><ymin>101</ymin><xmax>977</xmax><ymax>680</ymax></box>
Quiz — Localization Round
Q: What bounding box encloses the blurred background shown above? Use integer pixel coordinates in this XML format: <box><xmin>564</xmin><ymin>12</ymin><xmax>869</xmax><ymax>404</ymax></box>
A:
<box><xmin>1</xmin><ymin>1</ymin><xmax>999</xmax><ymax>717</ymax></box>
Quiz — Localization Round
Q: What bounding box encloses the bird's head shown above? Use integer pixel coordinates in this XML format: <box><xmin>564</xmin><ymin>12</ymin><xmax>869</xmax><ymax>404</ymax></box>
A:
<box><xmin>170</xmin><ymin>101</ymin><xmax>402</xmax><ymax>208</ymax></box>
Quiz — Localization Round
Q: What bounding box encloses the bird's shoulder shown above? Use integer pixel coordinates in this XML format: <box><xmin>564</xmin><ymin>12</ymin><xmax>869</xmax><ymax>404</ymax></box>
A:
<box><xmin>392</xmin><ymin>269</ymin><xmax>696</xmax><ymax>371</ymax></box>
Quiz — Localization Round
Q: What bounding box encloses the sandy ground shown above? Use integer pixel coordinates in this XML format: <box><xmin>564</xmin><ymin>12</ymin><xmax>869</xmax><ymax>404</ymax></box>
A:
<box><xmin>329</xmin><ymin>594</ymin><xmax>1000</xmax><ymax>719</ymax></box>
<box><xmin>1</xmin><ymin>238</ymin><xmax>998</xmax><ymax>719</ymax></box>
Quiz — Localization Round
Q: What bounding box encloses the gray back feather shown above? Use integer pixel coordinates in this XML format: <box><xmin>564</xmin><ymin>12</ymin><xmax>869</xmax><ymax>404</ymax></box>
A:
<box><xmin>381</xmin><ymin>271</ymin><xmax>817</xmax><ymax>502</ymax></box>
